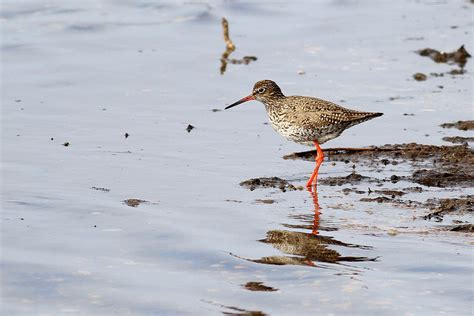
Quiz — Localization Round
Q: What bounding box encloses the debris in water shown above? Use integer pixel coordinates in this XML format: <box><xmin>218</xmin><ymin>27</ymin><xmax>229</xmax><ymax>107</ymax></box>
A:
<box><xmin>440</xmin><ymin>120</ymin><xmax>474</xmax><ymax>131</ymax></box>
<box><xmin>219</xmin><ymin>17</ymin><xmax>257</xmax><ymax>74</ymax></box>
<box><xmin>222</xmin><ymin>17</ymin><xmax>235</xmax><ymax>52</ymax></box>
<box><xmin>123</xmin><ymin>199</ymin><xmax>148</xmax><ymax>208</ymax></box>
<box><xmin>91</xmin><ymin>187</ymin><xmax>110</xmax><ymax>192</ymax></box>
<box><xmin>387</xmin><ymin>229</ymin><xmax>398</xmax><ymax>236</ymax></box>
<box><xmin>186</xmin><ymin>124</ymin><xmax>195</xmax><ymax>133</ymax></box>
<box><xmin>417</xmin><ymin>45</ymin><xmax>471</xmax><ymax>67</ymax></box>
<box><xmin>423</xmin><ymin>196</ymin><xmax>473</xmax><ymax>221</ymax></box>
<box><xmin>449</xmin><ymin>68</ymin><xmax>465</xmax><ymax>75</ymax></box>
<box><xmin>255</xmin><ymin>199</ymin><xmax>276</xmax><ymax>204</ymax></box>
<box><xmin>413</xmin><ymin>73</ymin><xmax>427</xmax><ymax>81</ymax></box>
<box><xmin>243</xmin><ymin>282</ymin><xmax>278</xmax><ymax>292</ymax></box>
<box><xmin>225</xmin><ymin>199</ymin><xmax>242</xmax><ymax>203</ymax></box>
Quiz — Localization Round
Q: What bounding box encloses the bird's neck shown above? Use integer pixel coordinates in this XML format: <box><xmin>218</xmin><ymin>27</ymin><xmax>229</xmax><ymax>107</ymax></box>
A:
<box><xmin>262</xmin><ymin>95</ymin><xmax>285</xmax><ymax>110</ymax></box>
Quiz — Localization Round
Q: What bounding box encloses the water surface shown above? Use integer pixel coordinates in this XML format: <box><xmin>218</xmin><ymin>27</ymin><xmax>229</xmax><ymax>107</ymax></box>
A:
<box><xmin>1</xmin><ymin>0</ymin><xmax>473</xmax><ymax>315</ymax></box>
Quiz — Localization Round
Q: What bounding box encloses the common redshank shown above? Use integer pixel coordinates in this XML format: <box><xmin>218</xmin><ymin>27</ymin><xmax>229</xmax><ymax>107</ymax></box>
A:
<box><xmin>225</xmin><ymin>80</ymin><xmax>383</xmax><ymax>187</ymax></box>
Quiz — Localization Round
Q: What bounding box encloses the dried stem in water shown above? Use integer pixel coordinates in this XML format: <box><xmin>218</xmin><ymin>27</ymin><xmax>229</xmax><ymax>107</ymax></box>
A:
<box><xmin>222</xmin><ymin>17</ymin><xmax>235</xmax><ymax>52</ymax></box>
<box><xmin>220</xmin><ymin>17</ymin><xmax>257</xmax><ymax>74</ymax></box>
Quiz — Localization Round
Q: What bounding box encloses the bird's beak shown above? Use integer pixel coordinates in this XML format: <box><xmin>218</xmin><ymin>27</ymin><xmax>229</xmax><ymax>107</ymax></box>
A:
<box><xmin>224</xmin><ymin>95</ymin><xmax>255</xmax><ymax>110</ymax></box>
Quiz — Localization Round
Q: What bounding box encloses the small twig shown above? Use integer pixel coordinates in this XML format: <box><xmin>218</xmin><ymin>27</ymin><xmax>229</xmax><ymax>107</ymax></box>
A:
<box><xmin>220</xmin><ymin>17</ymin><xmax>235</xmax><ymax>74</ymax></box>
<box><xmin>220</xmin><ymin>17</ymin><xmax>257</xmax><ymax>75</ymax></box>
<box><xmin>221</xmin><ymin>17</ymin><xmax>235</xmax><ymax>52</ymax></box>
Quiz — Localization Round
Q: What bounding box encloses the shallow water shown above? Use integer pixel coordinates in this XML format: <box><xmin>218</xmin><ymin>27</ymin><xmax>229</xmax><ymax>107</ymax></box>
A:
<box><xmin>1</xmin><ymin>0</ymin><xmax>473</xmax><ymax>315</ymax></box>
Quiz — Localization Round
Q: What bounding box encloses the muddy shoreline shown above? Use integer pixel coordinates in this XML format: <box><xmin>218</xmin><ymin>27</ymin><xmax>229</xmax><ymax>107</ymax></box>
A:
<box><xmin>240</xmin><ymin>140</ymin><xmax>473</xmax><ymax>235</ymax></box>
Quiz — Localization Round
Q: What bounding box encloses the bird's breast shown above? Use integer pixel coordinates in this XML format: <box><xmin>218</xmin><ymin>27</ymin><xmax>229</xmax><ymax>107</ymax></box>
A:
<box><xmin>265</xmin><ymin>107</ymin><xmax>310</xmax><ymax>141</ymax></box>
<box><xmin>264</xmin><ymin>106</ymin><xmax>342</xmax><ymax>144</ymax></box>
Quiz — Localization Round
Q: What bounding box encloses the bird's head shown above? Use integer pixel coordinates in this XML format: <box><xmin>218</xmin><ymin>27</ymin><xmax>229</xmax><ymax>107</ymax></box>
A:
<box><xmin>225</xmin><ymin>80</ymin><xmax>284</xmax><ymax>110</ymax></box>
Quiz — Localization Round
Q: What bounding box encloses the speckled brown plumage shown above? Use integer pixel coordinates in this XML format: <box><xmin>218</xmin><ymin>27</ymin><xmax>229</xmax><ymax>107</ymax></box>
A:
<box><xmin>249</xmin><ymin>80</ymin><xmax>383</xmax><ymax>145</ymax></box>
<box><xmin>225</xmin><ymin>79</ymin><xmax>383</xmax><ymax>187</ymax></box>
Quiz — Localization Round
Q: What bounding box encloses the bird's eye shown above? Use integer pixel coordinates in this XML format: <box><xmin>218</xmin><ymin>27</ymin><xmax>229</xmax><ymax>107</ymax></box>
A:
<box><xmin>257</xmin><ymin>87</ymin><xmax>266</xmax><ymax>93</ymax></box>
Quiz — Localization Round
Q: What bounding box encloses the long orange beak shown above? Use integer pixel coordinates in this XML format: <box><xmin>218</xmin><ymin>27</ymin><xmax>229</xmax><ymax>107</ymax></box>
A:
<box><xmin>225</xmin><ymin>95</ymin><xmax>255</xmax><ymax>110</ymax></box>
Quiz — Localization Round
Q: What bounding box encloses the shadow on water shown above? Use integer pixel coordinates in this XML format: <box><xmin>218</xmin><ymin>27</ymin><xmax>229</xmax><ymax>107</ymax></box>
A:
<box><xmin>233</xmin><ymin>187</ymin><xmax>377</xmax><ymax>268</ymax></box>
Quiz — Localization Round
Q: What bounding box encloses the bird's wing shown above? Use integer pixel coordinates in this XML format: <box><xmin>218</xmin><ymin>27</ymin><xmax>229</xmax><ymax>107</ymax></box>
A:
<box><xmin>289</xmin><ymin>97</ymin><xmax>367</xmax><ymax>128</ymax></box>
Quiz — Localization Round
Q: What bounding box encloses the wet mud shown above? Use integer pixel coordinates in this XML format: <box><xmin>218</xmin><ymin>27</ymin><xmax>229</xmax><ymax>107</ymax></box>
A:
<box><xmin>247</xmin><ymin>141</ymin><xmax>473</xmax><ymax>236</ymax></box>
<box><xmin>373</xmin><ymin>189</ymin><xmax>406</xmax><ymax>197</ymax></box>
<box><xmin>440</xmin><ymin>120</ymin><xmax>474</xmax><ymax>131</ymax></box>
<box><xmin>416</xmin><ymin>45</ymin><xmax>471</xmax><ymax>77</ymax></box>
<box><xmin>243</xmin><ymin>282</ymin><xmax>278</xmax><ymax>292</ymax></box>
<box><xmin>412</xmin><ymin>169</ymin><xmax>473</xmax><ymax>188</ymax></box>
<box><xmin>353</xmin><ymin>191</ymin><xmax>473</xmax><ymax>226</ymax></box>
<box><xmin>284</xmin><ymin>143</ymin><xmax>474</xmax><ymax>188</ymax></box>
<box><xmin>442</xmin><ymin>136</ymin><xmax>474</xmax><ymax>144</ymax></box>
<box><xmin>359</xmin><ymin>196</ymin><xmax>393</xmax><ymax>203</ymax></box>
<box><xmin>240</xmin><ymin>177</ymin><xmax>302</xmax><ymax>192</ymax></box>
<box><xmin>422</xmin><ymin>196</ymin><xmax>473</xmax><ymax>221</ymax></box>
<box><xmin>450</xmin><ymin>224</ymin><xmax>473</xmax><ymax>232</ymax></box>
<box><xmin>284</xmin><ymin>143</ymin><xmax>472</xmax><ymax>164</ymax></box>
<box><xmin>318</xmin><ymin>172</ymin><xmax>373</xmax><ymax>186</ymax></box>
<box><xmin>358</xmin><ymin>196</ymin><xmax>424</xmax><ymax>209</ymax></box>
<box><xmin>417</xmin><ymin>45</ymin><xmax>471</xmax><ymax>68</ymax></box>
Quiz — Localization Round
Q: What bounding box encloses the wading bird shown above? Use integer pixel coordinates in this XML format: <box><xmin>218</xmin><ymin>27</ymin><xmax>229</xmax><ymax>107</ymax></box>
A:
<box><xmin>225</xmin><ymin>80</ymin><xmax>382</xmax><ymax>187</ymax></box>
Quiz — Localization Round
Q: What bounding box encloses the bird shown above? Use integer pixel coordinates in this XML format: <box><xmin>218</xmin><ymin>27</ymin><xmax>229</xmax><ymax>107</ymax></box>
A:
<box><xmin>225</xmin><ymin>80</ymin><xmax>383</xmax><ymax>188</ymax></box>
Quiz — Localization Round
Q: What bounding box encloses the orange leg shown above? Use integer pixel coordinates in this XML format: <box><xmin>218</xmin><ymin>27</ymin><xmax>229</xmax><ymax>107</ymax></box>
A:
<box><xmin>306</xmin><ymin>141</ymin><xmax>324</xmax><ymax>188</ymax></box>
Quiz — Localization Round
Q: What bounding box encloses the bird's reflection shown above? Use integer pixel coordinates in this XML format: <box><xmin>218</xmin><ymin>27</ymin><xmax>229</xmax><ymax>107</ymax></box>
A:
<box><xmin>307</xmin><ymin>185</ymin><xmax>321</xmax><ymax>236</ymax></box>
<box><xmin>232</xmin><ymin>184</ymin><xmax>375</xmax><ymax>267</ymax></box>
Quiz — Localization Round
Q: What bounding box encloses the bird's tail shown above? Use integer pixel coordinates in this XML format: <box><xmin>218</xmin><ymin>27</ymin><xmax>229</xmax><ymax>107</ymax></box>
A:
<box><xmin>348</xmin><ymin>111</ymin><xmax>383</xmax><ymax>127</ymax></box>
